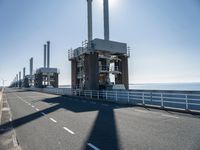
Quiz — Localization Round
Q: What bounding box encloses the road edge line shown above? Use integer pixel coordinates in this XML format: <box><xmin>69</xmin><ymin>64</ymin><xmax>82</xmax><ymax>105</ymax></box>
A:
<box><xmin>5</xmin><ymin>89</ymin><xmax>22</xmax><ymax>150</ymax></box>
<box><xmin>0</xmin><ymin>87</ymin><xmax>4</xmax><ymax>124</ymax></box>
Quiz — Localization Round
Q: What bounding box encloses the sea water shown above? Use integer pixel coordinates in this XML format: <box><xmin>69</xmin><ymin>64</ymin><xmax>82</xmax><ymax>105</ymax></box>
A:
<box><xmin>129</xmin><ymin>83</ymin><xmax>200</xmax><ymax>91</ymax></box>
<box><xmin>60</xmin><ymin>83</ymin><xmax>200</xmax><ymax>91</ymax></box>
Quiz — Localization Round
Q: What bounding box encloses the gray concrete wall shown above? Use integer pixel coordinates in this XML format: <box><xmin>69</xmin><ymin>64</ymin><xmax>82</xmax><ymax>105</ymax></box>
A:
<box><xmin>51</xmin><ymin>73</ymin><xmax>59</xmax><ymax>88</ymax></box>
<box><xmin>121</xmin><ymin>56</ymin><xmax>129</xmax><ymax>90</ymax></box>
<box><xmin>71</xmin><ymin>60</ymin><xmax>77</xmax><ymax>89</ymax></box>
<box><xmin>84</xmin><ymin>53</ymin><xmax>99</xmax><ymax>90</ymax></box>
<box><xmin>34</xmin><ymin>73</ymin><xmax>43</xmax><ymax>88</ymax></box>
<box><xmin>114</xmin><ymin>56</ymin><xmax>129</xmax><ymax>89</ymax></box>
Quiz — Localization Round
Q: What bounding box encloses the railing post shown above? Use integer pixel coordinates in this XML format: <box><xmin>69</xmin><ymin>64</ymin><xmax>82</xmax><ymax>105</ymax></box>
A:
<box><xmin>142</xmin><ymin>92</ymin><xmax>145</xmax><ymax>105</ymax></box>
<box><xmin>161</xmin><ymin>93</ymin><xmax>164</xmax><ymax>108</ymax></box>
<box><xmin>185</xmin><ymin>94</ymin><xmax>189</xmax><ymax>111</ymax></box>
<box><xmin>74</xmin><ymin>90</ymin><xmax>76</xmax><ymax>96</ymax></box>
<box><xmin>97</xmin><ymin>91</ymin><xmax>99</xmax><ymax>99</ymax></box>
<box><xmin>90</xmin><ymin>90</ymin><xmax>92</xmax><ymax>99</ymax></box>
<box><xmin>128</xmin><ymin>91</ymin><xmax>130</xmax><ymax>104</ymax></box>
<box><xmin>85</xmin><ymin>91</ymin><xmax>86</xmax><ymax>97</ymax></box>
<box><xmin>115</xmin><ymin>91</ymin><xmax>118</xmax><ymax>102</ymax></box>
<box><xmin>106</xmin><ymin>91</ymin><xmax>108</xmax><ymax>100</ymax></box>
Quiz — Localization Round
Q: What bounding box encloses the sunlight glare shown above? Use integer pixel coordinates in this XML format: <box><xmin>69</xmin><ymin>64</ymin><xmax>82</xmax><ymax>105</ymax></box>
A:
<box><xmin>96</xmin><ymin>0</ymin><xmax>119</xmax><ymax>10</ymax></box>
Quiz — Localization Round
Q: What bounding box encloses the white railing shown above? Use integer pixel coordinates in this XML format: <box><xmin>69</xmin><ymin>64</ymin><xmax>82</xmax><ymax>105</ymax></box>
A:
<box><xmin>29</xmin><ymin>88</ymin><xmax>200</xmax><ymax>113</ymax></box>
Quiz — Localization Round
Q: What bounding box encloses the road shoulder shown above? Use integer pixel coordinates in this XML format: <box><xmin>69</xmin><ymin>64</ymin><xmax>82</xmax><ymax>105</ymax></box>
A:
<box><xmin>0</xmin><ymin>88</ymin><xmax>21</xmax><ymax>150</ymax></box>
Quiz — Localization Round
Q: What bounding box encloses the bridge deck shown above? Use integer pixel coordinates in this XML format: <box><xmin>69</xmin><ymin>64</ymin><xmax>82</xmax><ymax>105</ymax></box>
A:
<box><xmin>0</xmin><ymin>88</ymin><xmax>200</xmax><ymax>150</ymax></box>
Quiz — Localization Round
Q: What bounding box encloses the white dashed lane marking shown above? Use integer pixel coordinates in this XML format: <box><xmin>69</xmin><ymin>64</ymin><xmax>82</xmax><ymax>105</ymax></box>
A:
<box><xmin>49</xmin><ymin>118</ymin><xmax>57</xmax><ymax>123</ymax></box>
<box><xmin>41</xmin><ymin>112</ymin><xmax>46</xmax><ymax>116</ymax></box>
<box><xmin>63</xmin><ymin>127</ymin><xmax>75</xmax><ymax>135</ymax></box>
<box><xmin>14</xmin><ymin>93</ymin><xmax>77</xmax><ymax>140</ymax></box>
<box><xmin>35</xmin><ymin>108</ymin><xmax>40</xmax><ymax>111</ymax></box>
<box><xmin>87</xmin><ymin>143</ymin><xmax>100</xmax><ymax>150</ymax></box>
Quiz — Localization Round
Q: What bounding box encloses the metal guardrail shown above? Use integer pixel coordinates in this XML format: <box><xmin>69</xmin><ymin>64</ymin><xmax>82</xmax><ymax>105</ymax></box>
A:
<box><xmin>30</xmin><ymin>88</ymin><xmax>200</xmax><ymax>113</ymax></box>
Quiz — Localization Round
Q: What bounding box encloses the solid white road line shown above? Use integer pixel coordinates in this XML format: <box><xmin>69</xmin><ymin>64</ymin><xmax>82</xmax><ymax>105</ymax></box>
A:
<box><xmin>134</xmin><ymin>109</ymin><xmax>179</xmax><ymax>118</ymax></box>
<box><xmin>87</xmin><ymin>143</ymin><xmax>100</xmax><ymax>150</ymax></box>
<box><xmin>162</xmin><ymin>114</ymin><xmax>179</xmax><ymax>119</ymax></box>
<box><xmin>63</xmin><ymin>127</ymin><xmax>75</xmax><ymax>135</ymax></box>
<box><xmin>49</xmin><ymin>118</ymin><xmax>57</xmax><ymax>123</ymax></box>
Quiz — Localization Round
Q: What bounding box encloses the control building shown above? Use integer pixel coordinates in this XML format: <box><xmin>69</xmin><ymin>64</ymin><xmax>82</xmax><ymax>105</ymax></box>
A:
<box><xmin>23</xmin><ymin>57</ymin><xmax>34</xmax><ymax>87</ymax></box>
<box><xmin>68</xmin><ymin>0</ymin><xmax>130</xmax><ymax>90</ymax></box>
<box><xmin>34</xmin><ymin>41</ymin><xmax>59</xmax><ymax>88</ymax></box>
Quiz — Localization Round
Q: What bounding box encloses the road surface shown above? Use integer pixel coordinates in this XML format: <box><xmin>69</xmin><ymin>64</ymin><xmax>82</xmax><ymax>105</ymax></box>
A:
<box><xmin>1</xmin><ymin>88</ymin><xmax>200</xmax><ymax>150</ymax></box>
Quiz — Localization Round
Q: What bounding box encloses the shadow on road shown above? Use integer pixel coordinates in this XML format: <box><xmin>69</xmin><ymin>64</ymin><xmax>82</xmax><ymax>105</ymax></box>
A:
<box><xmin>0</xmin><ymin>89</ymin><xmax>130</xmax><ymax>149</ymax></box>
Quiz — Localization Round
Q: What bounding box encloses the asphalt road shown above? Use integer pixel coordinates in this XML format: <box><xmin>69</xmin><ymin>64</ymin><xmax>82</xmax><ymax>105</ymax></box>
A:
<box><xmin>1</xmin><ymin>88</ymin><xmax>200</xmax><ymax>150</ymax></box>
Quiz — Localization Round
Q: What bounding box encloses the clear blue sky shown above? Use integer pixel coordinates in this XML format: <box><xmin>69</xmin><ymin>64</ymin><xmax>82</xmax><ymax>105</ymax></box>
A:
<box><xmin>0</xmin><ymin>0</ymin><xmax>200</xmax><ymax>86</ymax></box>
